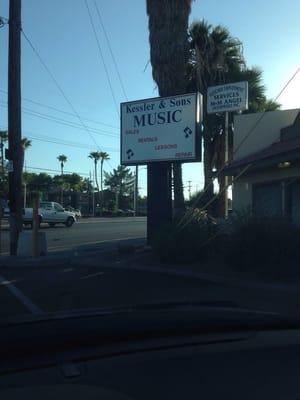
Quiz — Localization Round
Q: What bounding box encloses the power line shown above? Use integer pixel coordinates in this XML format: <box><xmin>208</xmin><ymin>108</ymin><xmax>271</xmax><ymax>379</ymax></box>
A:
<box><xmin>84</xmin><ymin>0</ymin><xmax>120</xmax><ymax>116</ymax></box>
<box><xmin>234</xmin><ymin>67</ymin><xmax>300</xmax><ymax>156</ymax></box>
<box><xmin>0</xmin><ymin>102</ymin><xmax>119</xmax><ymax>138</ymax></box>
<box><xmin>93</xmin><ymin>0</ymin><xmax>128</xmax><ymax>100</ymax></box>
<box><xmin>0</xmin><ymin>88</ymin><xmax>119</xmax><ymax>129</ymax></box>
<box><xmin>26</xmin><ymin>135</ymin><xmax>119</xmax><ymax>153</ymax></box>
<box><xmin>21</xmin><ymin>28</ymin><xmax>113</xmax><ymax>169</ymax></box>
<box><xmin>26</xmin><ymin>165</ymin><xmax>90</xmax><ymax>176</ymax></box>
<box><xmin>0</xmin><ymin>124</ymin><xmax>119</xmax><ymax>152</ymax></box>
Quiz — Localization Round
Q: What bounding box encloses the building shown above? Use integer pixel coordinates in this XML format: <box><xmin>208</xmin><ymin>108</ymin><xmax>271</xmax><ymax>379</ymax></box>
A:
<box><xmin>225</xmin><ymin>108</ymin><xmax>300</xmax><ymax>224</ymax></box>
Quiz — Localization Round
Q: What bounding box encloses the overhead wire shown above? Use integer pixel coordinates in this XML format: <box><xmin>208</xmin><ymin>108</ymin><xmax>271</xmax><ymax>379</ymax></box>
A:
<box><xmin>0</xmin><ymin>88</ymin><xmax>119</xmax><ymax>129</ymax></box>
<box><xmin>26</xmin><ymin>134</ymin><xmax>119</xmax><ymax>153</ymax></box>
<box><xmin>0</xmin><ymin>125</ymin><xmax>119</xmax><ymax>154</ymax></box>
<box><xmin>21</xmin><ymin>28</ymin><xmax>114</xmax><ymax>169</ymax></box>
<box><xmin>0</xmin><ymin>102</ymin><xmax>119</xmax><ymax>138</ymax></box>
<box><xmin>84</xmin><ymin>0</ymin><xmax>120</xmax><ymax>116</ymax></box>
<box><xmin>26</xmin><ymin>166</ymin><xmax>90</xmax><ymax>176</ymax></box>
<box><xmin>93</xmin><ymin>0</ymin><xmax>128</xmax><ymax>101</ymax></box>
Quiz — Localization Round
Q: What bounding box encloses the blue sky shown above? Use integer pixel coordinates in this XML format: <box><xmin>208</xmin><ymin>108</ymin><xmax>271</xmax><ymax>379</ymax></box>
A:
<box><xmin>0</xmin><ymin>0</ymin><xmax>299</xmax><ymax>197</ymax></box>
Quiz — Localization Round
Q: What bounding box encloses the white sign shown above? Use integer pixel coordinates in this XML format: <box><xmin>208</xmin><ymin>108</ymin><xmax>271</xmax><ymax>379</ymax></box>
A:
<box><xmin>207</xmin><ymin>81</ymin><xmax>248</xmax><ymax>114</ymax></box>
<box><xmin>121</xmin><ymin>93</ymin><xmax>202</xmax><ymax>165</ymax></box>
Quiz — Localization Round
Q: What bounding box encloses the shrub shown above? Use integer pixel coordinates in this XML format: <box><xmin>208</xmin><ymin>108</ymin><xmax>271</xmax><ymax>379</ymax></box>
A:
<box><xmin>152</xmin><ymin>210</ymin><xmax>218</xmax><ymax>264</ymax></box>
<box><xmin>225</xmin><ymin>217</ymin><xmax>300</xmax><ymax>275</ymax></box>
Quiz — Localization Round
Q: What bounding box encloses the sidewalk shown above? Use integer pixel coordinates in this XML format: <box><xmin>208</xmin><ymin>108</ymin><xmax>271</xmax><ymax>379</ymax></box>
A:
<box><xmin>109</xmin><ymin>249</ymin><xmax>300</xmax><ymax>294</ymax></box>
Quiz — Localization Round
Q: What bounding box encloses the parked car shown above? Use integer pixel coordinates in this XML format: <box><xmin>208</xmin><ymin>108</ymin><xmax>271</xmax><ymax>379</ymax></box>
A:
<box><xmin>3</xmin><ymin>207</ymin><xmax>10</xmax><ymax>219</ymax></box>
<box><xmin>64</xmin><ymin>206</ymin><xmax>82</xmax><ymax>218</ymax></box>
<box><xmin>23</xmin><ymin>201</ymin><xmax>76</xmax><ymax>228</ymax></box>
<box><xmin>124</xmin><ymin>209</ymin><xmax>135</xmax><ymax>216</ymax></box>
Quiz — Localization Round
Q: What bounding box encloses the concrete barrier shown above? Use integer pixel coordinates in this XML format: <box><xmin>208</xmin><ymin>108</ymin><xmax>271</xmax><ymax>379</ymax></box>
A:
<box><xmin>17</xmin><ymin>231</ymin><xmax>47</xmax><ymax>257</ymax></box>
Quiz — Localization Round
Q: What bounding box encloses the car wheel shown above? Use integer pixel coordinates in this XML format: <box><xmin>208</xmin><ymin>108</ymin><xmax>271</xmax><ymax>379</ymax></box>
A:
<box><xmin>48</xmin><ymin>223</ymin><xmax>56</xmax><ymax>228</ymax></box>
<box><xmin>65</xmin><ymin>217</ymin><xmax>74</xmax><ymax>228</ymax></box>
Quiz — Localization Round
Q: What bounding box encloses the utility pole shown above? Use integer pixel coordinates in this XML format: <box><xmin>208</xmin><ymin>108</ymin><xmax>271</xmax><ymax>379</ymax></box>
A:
<box><xmin>92</xmin><ymin>170</ymin><xmax>95</xmax><ymax>216</ymax></box>
<box><xmin>8</xmin><ymin>0</ymin><xmax>22</xmax><ymax>255</ymax></box>
<box><xmin>134</xmin><ymin>166</ymin><xmax>138</xmax><ymax>216</ymax></box>
<box><xmin>188</xmin><ymin>180</ymin><xmax>192</xmax><ymax>200</ymax></box>
<box><xmin>222</xmin><ymin>111</ymin><xmax>229</xmax><ymax>218</ymax></box>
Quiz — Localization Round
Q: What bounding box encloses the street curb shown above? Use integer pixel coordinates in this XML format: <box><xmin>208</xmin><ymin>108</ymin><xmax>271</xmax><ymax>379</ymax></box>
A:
<box><xmin>112</xmin><ymin>261</ymin><xmax>300</xmax><ymax>293</ymax></box>
<box><xmin>0</xmin><ymin>238</ymin><xmax>146</xmax><ymax>269</ymax></box>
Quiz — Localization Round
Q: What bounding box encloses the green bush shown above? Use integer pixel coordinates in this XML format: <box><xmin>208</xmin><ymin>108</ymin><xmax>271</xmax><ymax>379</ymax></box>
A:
<box><xmin>152</xmin><ymin>210</ymin><xmax>218</xmax><ymax>264</ymax></box>
<box><xmin>225</xmin><ymin>217</ymin><xmax>300</xmax><ymax>275</ymax></box>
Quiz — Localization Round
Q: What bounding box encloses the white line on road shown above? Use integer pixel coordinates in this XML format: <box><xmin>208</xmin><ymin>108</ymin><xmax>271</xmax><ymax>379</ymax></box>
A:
<box><xmin>0</xmin><ymin>274</ymin><xmax>44</xmax><ymax>315</ymax></box>
<box><xmin>80</xmin><ymin>271</ymin><xmax>104</xmax><ymax>280</ymax></box>
<box><xmin>47</xmin><ymin>236</ymin><xmax>146</xmax><ymax>252</ymax></box>
<box><xmin>77</xmin><ymin>218</ymin><xmax>146</xmax><ymax>225</ymax></box>
<box><xmin>0</xmin><ymin>236</ymin><xmax>146</xmax><ymax>256</ymax></box>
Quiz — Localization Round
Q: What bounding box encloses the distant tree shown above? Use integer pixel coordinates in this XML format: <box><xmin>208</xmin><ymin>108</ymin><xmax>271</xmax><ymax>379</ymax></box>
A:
<box><xmin>104</xmin><ymin>165</ymin><xmax>134</xmax><ymax>209</ymax></box>
<box><xmin>21</xmin><ymin>137</ymin><xmax>32</xmax><ymax>171</ymax></box>
<box><xmin>23</xmin><ymin>172</ymin><xmax>52</xmax><ymax>193</ymax></box>
<box><xmin>57</xmin><ymin>154</ymin><xmax>67</xmax><ymax>175</ymax></box>
<box><xmin>99</xmin><ymin>152</ymin><xmax>110</xmax><ymax>190</ymax></box>
<box><xmin>88</xmin><ymin>151</ymin><xmax>101</xmax><ymax>198</ymax></box>
<box><xmin>61</xmin><ymin>173</ymin><xmax>83</xmax><ymax>191</ymax></box>
<box><xmin>0</xmin><ymin>130</ymin><xmax>8</xmax><ymax>177</ymax></box>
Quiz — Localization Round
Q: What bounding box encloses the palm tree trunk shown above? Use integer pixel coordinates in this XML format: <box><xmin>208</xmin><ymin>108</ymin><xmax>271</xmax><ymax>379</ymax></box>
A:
<box><xmin>146</xmin><ymin>0</ymin><xmax>191</xmax><ymax>225</ymax></box>
<box><xmin>94</xmin><ymin>160</ymin><xmax>100</xmax><ymax>205</ymax></box>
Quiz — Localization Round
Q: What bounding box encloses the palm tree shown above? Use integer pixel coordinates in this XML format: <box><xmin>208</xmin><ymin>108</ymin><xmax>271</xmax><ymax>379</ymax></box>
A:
<box><xmin>57</xmin><ymin>154</ymin><xmax>67</xmax><ymax>205</ymax></box>
<box><xmin>146</xmin><ymin>0</ymin><xmax>192</xmax><ymax>214</ymax></box>
<box><xmin>21</xmin><ymin>137</ymin><xmax>32</xmax><ymax>170</ymax></box>
<box><xmin>57</xmin><ymin>154</ymin><xmax>67</xmax><ymax>175</ymax></box>
<box><xmin>89</xmin><ymin>151</ymin><xmax>101</xmax><ymax>200</ymax></box>
<box><xmin>21</xmin><ymin>138</ymin><xmax>32</xmax><ymax>208</ymax></box>
<box><xmin>188</xmin><ymin>20</ymin><xmax>245</xmax><ymax>207</ymax></box>
<box><xmin>187</xmin><ymin>21</ymin><xmax>280</xmax><ymax>216</ymax></box>
<box><xmin>99</xmin><ymin>151</ymin><xmax>110</xmax><ymax>208</ymax></box>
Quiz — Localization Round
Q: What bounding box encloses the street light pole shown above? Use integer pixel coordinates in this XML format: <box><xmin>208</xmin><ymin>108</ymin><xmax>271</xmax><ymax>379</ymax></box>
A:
<box><xmin>8</xmin><ymin>0</ymin><xmax>22</xmax><ymax>255</ymax></box>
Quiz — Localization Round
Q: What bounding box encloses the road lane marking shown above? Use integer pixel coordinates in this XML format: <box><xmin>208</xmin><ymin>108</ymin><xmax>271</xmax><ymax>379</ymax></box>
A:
<box><xmin>76</xmin><ymin>218</ymin><xmax>146</xmax><ymax>224</ymax></box>
<box><xmin>47</xmin><ymin>236</ymin><xmax>146</xmax><ymax>252</ymax></box>
<box><xmin>0</xmin><ymin>236</ymin><xmax>146</xmax><ymax>256</ymax></box>
<box><xmin>80</xmin><ymin>271</ymin><xmax>104</xmax><ymax>280</ymax></box>
<box><xmin>0</xmin><ymin>274</ymin><xmax>44</xmax><ymax>315</ymax></box>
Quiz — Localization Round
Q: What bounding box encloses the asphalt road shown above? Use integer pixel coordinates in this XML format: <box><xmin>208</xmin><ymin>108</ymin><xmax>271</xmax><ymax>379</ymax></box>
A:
<box><xmin>0</xmin><ymin>216</ymin><xmax>298</xmax><ymax>321</ymax></box>
<box><xmin>0</xmin><ymin>254</ymin><xmax>299</xmax><ymax>320</ymax></box>
<box><xmin>0</xmin><ymin>217</ymin><xmax>147</xmax><ymax>255</ymax></box>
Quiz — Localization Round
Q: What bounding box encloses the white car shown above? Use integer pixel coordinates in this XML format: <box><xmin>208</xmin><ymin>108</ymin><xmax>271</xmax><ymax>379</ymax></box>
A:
<box><xmin>23</xmin><ymin>201</ymin><xmax>76</xmax><ymax>228</ymax></box>
<box><xmin>64</xmin><ymin>206</ymin><xmax>82</xmax><ymax>218</ymax></box>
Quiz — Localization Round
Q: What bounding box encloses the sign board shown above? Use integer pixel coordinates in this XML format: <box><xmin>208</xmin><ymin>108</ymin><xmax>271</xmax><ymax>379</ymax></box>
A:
<box><xmin>207</xmin><ymin>81</ymin><xmax>248</xmax><ymax>114</ymax></box>
<box><xmin>120</xmin><ymin>93</ymin><xmax>202</xmax><ymax>165</ymax></box>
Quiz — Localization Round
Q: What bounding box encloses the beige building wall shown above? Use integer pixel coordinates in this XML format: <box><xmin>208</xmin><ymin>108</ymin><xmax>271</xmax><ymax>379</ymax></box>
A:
<box><xmin>233</xmin><ymin>109</ymin><xmax>299</xmax><ymax>161</ymax></box>
<box><xmin>232</xmin><ymin>165</ymin><xmax>300</xmax><ymax>214</ymax></box>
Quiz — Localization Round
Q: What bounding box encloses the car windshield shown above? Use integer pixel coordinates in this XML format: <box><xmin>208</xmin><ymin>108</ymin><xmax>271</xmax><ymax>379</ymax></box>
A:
<box><xmin>0</xmin><ymin>0</ymin><xmax>299</xmax><ymax>327</ymax></box>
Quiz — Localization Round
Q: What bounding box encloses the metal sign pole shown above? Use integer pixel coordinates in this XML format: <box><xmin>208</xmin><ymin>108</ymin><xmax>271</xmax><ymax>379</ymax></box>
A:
<box><xmin>224</xmin><ymin>111</ymin><xmax>229</xmax><ymax>218</ymax></box>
